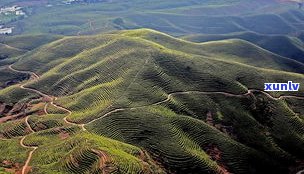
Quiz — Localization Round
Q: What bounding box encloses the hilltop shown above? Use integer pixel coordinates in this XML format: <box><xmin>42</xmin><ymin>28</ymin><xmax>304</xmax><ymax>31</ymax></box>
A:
<box><xmin>0</xmin><ymin>29</ymin><xmax>303</xmax><ymax>173</ymax></box>
<box><xmin>183</xmin><ymin>32</ymin><xmax>304</xmax><ymax>63</ymax></box>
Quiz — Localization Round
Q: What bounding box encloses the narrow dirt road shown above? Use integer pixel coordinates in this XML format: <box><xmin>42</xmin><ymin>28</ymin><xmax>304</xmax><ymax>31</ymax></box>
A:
<box><xmin>8</xmin><ymin>65</ymin><xmax>39</xmax><ymax>80</ymax></box>
<box><xmin>50</xmin><ymin>98</ymin><xmax>86</xmax><ymax>131</ymax></box>
<box><xmin>8</xmin><ymin>65</ymin><xmax>82</xmax><ymax>174</ymax></box>
<box><xmin>20</xmin><ymin>136</ymin><xmax>37</xmax><ymax>174</ymax></box>
<box><xmin>19</xmin><ymin>117</ymin><xmax>37</xmax><ymax>174</ymax></box>
<box><xmin>25</xmin><ymin>116</ymin><xmax>35</xmax><ymax>133</ymax></box>
<box><xmin>43</xmin><ymin>103</ymin><xmax>48</xmax><ymax>115</ymax></box>
<box><xmin>9</xmin><ymin>65</ymin><xmax>81</xmax><ymax>130</ymax></box>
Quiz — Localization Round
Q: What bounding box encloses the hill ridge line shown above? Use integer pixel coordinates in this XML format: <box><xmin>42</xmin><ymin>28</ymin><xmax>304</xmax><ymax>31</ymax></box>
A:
<box><xmin>0</xmin><ymin>43</ymin><xmax>30</xmax><ymax>52</ymax></box>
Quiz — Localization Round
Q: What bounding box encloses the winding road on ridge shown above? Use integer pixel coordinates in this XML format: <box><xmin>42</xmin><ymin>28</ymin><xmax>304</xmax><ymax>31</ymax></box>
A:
<box><xmin>4</xmin><ymin>64</ymin><xmax>304</xmax><ymax>174</ymax></box>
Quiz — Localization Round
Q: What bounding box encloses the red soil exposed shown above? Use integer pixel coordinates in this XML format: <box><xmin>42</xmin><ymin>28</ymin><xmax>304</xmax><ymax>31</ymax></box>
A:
<box><xmin>0</xmin><ymin>101</ymin><xmax>45</xmax><ymax>124</ymax></box>
<box><xmin>91</xmin><ymin>149</ymin><xmax>115</xmax><ymax>173</ymax></box>
<box><xmin>205</xmin><ymin>111</ymin><xmax>237</xmax><ymax>139</ymax></box>
<box><xmin>205</xmin><ymin>144</ymin><xmax>230</xmax><ymax>174</ymax></box>
<box><xmin>2</xmin><ymin>160</ymin><xmax>23</xmax><ymax>174</ymax></box>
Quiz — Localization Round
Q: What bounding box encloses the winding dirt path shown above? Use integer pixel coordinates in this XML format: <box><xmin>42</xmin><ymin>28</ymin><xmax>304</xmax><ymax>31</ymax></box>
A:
<box><xmin>19</xmin><ymin>122</ymin><xmax>37</xmax><ymax>174</ymax></box>
<box><xmin>50</xmin><ymin>98</ymin><xmax>86</xmax><ymax>131</ymax></box>
<box><xmin>17</xmin><ymin>115</ymin><xmax>36</xmax><ymax>174</ymax></box>
<box><xmin>9</xmin><ymin>65</ymin><xmax>83</xmax><ymax>129</ymax></box>
<box><xmin>8</xmin><ymin>65</ymin><xmax>82</xmax><ymax>174</ymax></box>
<box><xmin>25</xmin><ymin>116</ymin><xmax>35</xmax><ymax>133</ymax></box>
<box><xmin>43</xmin><ymin>103</ymin><xmax>48</xmax><ymax>115</ymax></box>
<box><xmin>8</xmin><ymin>65</ymin><xmax>39</xmax><ymax>80</ymax></box>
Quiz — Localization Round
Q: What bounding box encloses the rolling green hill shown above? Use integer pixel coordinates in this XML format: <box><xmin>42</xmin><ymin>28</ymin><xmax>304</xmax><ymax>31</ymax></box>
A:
<box><xmin>0</xmin><ymin>34</ymin><xmax>63</xmax><ymax>51</ymax></box>
<box><xmin>0</xmin><ymin>29</ymin><xmax>303</xmax><ymax>173</ymax></box>
<box><xmin>0</xmin><ymin>34</ymin><xmax>63</xmax><ymax>89</ymax></box>
<box><xmin>183</xmin><ymin>32</ymin><xmax>304</xmax><ymax>63</ymax></box>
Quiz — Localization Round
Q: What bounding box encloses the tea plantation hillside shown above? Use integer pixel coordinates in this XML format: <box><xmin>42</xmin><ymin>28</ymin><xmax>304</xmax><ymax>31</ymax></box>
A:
<box><xmin>0</xmin><ymin>34</ymin><xmax>63</xmax><ymax>51</ymax></box>
<box><xmin>0</xmin><ymin>29</ymin><xmax>304</xmax><ymax>174</ymax></box>
<box><xmin>183</xmin><ymin>32</ymin><xmax>304</xmax><ymax>63</ymax></box>
<box><xmin>0</xmin><ymin>34</ymin><xmax>63</xmax><ymax>89</ymax></box>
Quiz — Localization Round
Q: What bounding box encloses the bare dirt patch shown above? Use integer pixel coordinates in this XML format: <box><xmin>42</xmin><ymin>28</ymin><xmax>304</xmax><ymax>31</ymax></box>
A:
<box><xmin>0</xmin><ymin>102</ymin><xmax>13</xmax><ymax>116</ymax></box>
<box><xmin>205</xmin><ymin>144</ymin><xmax>230</xmax><ymax>174</ymax></box>
<box><xmin>205</xmin><ymin>111</ymin><xmax>237</xmax><ymax>139</ymax></box>
<box><xmin>91</xmin><ymin>149</ymin><xmax>116</xmax><ymax>173</ymax></box>
<box><xmin>20</xmin><ymin>165</ymin><xmax>32</xmax><ymax>174</ymax></box>
<box><xmin>2</xmin><ymin>160</ymin><xmax>22</xmax><ymax>174</ymax></box>
<box><xmin>0</xmin><ymin>99</ymin><xmax>46</xmax><ymax>124</ymax></box>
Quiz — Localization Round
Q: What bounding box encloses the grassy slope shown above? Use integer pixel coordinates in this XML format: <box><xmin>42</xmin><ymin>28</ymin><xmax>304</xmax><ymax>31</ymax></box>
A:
<box><xmin>0</xmin><ymin>34</ymin><xmax>63</xmax><ymax>51</ymax></box>
<box><xmin>121</xmin><ymin>29</ymin><xmax>304</xmax><ymax>74</ymax></box>
<box><xmin>25</xmin><ymin>130</ymin><xmax>165</xmax><ymax>174</ymax></box>
<box><xmin>0</xmin><ymin>43</ymin><xmax>26</xmax><ymax>59</ymax></box>
<box><xmin>183</xmin><ymin>31</ymin><xmax>304</xmax><ymax>63</ymax></box>
<box><xmin>0</xmin><ymin>84</ymin><xmax>38</xmax><ymax>104</ymax></box>
<box><xmin>0</xmin><ymin>34</ymin><xmax>63</xmax><ymax>89</ymax></box>
<box><xmin>0</xmin><ymin>67</ymin><xmax>28</xmax><ymax>88</ymax></box>
<box><xmin>0</xmin><ymin>29</ymin><xmax>304</xmax><ymax>173</ymax></box>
